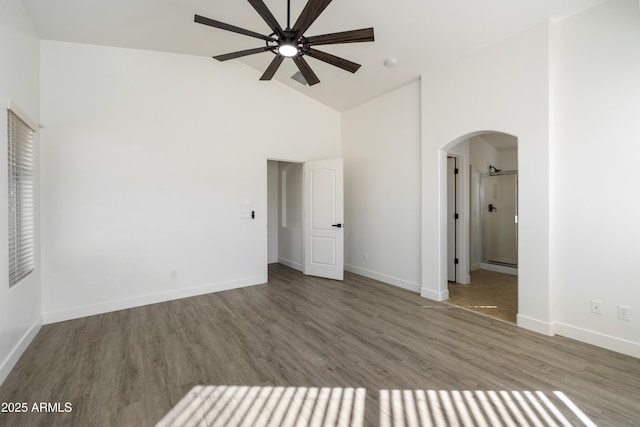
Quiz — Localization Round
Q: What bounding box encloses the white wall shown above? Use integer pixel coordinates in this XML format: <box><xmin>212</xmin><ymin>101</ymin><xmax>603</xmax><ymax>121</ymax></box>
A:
<box><xmin>499</xmin><ymin>148</ymin><xmax>518</xmax><ymax>171</ymax></box>
<box><xmin>551</xmin><ymin>0</ymin><xmax>640</xmax><ymax>356</ymax></box>
<box><xmin>469</xmin><ymin>136</ymin><xmax>500</xmax><ymax>176</ymax></box>
<box><xmin>277</xmin><ymin>162</ymin><xmax>303</xmax><ymax>271</ymax></box>
<box><xmin>0</xmin><ymin>0</ymin><xmax>41</xmax><ymax>384</ymax></box>
<box><xmin>341</xmin><ymin>81</ymin><xmax>422</xmax><ymax>292</ymax></box>
<box><xmin>421</xmin><ymin>23</ymin><xmax>552</xmax><ymax>334</ymax></box>
<box><xmin>40</xmin><ymin>41</ymin><xmax>340</xmax><ymax>323</ymax></box>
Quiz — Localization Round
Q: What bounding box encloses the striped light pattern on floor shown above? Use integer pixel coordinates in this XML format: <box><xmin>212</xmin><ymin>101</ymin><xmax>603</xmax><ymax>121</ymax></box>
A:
<box><xmin>157</xmin><ymin>386</ymin><xmax>596</xmax><ymax>427</ymax></box>
<box><xmin>379</xmin><ymin>390</ymin><xmax>597</xmax><ymax>427</ymax></box>
<box><xmin>156</xmin><ymin>385</ymin><xmax>366</xmax><ymax>427</ymax></box>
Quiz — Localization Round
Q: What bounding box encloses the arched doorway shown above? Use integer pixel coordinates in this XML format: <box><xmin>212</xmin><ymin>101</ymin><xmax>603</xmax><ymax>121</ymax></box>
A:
<box><xmin>445</xmin><ymin>132</ymin><xmax>518</xmax><ymax>323</ymax></box>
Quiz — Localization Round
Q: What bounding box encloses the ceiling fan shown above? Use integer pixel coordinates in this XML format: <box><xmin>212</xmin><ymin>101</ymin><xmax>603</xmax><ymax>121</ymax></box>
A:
<box><xmin>194</xmin><ymin>0</ymin><xmax>375</xmax><ymax>86</ymax></box>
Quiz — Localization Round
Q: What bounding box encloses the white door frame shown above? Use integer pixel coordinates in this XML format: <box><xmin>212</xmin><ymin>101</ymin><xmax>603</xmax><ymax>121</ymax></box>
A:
<box><xmin>446</xmin><ymin>150</ymin><xmax>471</xmax><ymax>285</ymax></box>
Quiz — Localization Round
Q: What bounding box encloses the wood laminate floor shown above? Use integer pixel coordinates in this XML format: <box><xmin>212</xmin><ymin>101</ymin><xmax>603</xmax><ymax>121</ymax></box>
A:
<box><xmin>0</xmin><ymin>264</ymin><xmax>638</xmax><ymax>426</ymax></box>
<box><xmin>447</xmin><ymin>269</ymin><xmax>518</xmax><ymax>323</ymax></box>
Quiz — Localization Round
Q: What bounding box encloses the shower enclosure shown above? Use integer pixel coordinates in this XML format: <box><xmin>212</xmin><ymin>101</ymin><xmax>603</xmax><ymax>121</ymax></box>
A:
<box><xmin>481</xmin><ymin>171</ymin><xmax>518</xmax><ymax>267</ymax></box>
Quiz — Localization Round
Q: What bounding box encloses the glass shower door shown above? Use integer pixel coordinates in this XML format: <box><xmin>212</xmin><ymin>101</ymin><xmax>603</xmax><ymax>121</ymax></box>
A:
<box><xmin>482</xmin><ymin>173</ymin><xmax>518</xmax><ymax>266</ymax></box>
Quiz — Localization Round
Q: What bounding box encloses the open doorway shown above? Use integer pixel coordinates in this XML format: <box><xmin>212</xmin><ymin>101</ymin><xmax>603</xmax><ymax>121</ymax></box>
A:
<box><xmin>267</xmin><ymin>158</ymin><xmax>345</xmax><ymax>281</ymax></box>
<box><xmin>267</xmin><ymin>160</ymin><xmax>304</xmax><ymax>273</ymax></box>
<box><xmin>446</xmin><ymin>133</ymin><xmax>519</xmax><ymax>323</ymax></box>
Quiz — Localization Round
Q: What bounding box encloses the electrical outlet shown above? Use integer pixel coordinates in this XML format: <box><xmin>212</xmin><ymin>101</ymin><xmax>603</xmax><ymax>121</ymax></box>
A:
<box><xmin>170</xmin><ymin>270</ymin><xmax>177</xmax><ymax>279</ymax></box>
<box><xmin>591</xmin><ymin>300</ymin><xmax>602</xmax><ymax>315</ymax></box>
<box><xmin>618</xmin><ymin>305</ymin><xmax>631</xmax><ymax>321</ymax></box>
<box><xmin>364</xmin><ymin>253</ymin><xmax>369</xmax><ymax>261</ymax></box>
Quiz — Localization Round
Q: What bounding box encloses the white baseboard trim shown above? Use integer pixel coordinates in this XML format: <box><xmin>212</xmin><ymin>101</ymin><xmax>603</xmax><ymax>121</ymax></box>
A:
<box><xmin>554</xmin><ymin>322</ymin><xmax>640</xmax><ymax>359</ymax></box>
<box><xmin>480</xmin><ymin>262</ymin><xmax>518</xmax><ymax>275</ymax></box>
<box><xmin>278</xmin><ymin>257</ymin><xmax>303</xmax><ymax>272</ymax></box>
<box><xmin>268</xmin><ymin>256</ymin><xmax>279</xmax><ymax>264</ymax></box>
<box><xmin>345</xmin><ymin>264</ymin><xmax>421</xmax><ymax>293</ymax></box>
<box><xmin>42</xmin><ymin>275</ymin><xmax>266</xmax><ymax>325</ymax></box>
<box><xmin>420</xmin><ymin>287</ymin><xmax>449</xmax><ymax>302</ymax></box>
<box><xmin>517</xmin><ymin>314</ymin><xmax>554</xmax><ymax>336</ymax></box>
<box><xmin>0</xmin><ymin>316</ymin><xmax>42</xmax><ymax>386</ymax></box>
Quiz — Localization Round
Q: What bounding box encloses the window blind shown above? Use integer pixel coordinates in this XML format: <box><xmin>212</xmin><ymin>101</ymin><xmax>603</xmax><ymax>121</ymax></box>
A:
<box><xmin>8</xmin><ymin>108</ymin><xmax>35</xmax><ymax>287</ymax></box>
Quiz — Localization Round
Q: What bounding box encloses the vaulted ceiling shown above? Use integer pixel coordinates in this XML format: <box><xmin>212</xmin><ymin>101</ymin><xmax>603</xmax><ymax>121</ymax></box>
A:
<box><xmin>22</xmin><ymin>0</ymin><xmax>605</xmax><ymax>111</ymax></box>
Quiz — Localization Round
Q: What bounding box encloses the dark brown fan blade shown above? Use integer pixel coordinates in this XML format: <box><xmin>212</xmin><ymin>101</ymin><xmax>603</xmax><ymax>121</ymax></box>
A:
<box><xmin>303</xmin><ymin>48</ymin><xmax>361</xmax><ymax>73</ymax></box>
<box><xmin>213</xmin><ymin>47</ymin><xmax>274</xmax><ymax>61</ymax></box>
<box><xmin>304</xmin><ymin>28</ymin><xmax>374</xmax><ymax>46</ymax></box>
<box><xmin>292</xmin><ymin>56</ymin><xmax>320</xmax><ymax>86</ymax></box>
<box><xmin>292</xmin><ymin>0</ymin><xmax>333</xmax><ymax>37</ymax></box>
<box><xmin>247</xmin><ymin>0</ymin><xmax>284</xmax><ymax>38</ymax></box>
<box><xmin>194</xmin><ymin>14</ymin><xmax>275</xmax><ymax>42</ymax></box>
<box><xmin>260</xmin><ymin>55</ymin><xmax>285</xmax><ymax>80</ymax></box>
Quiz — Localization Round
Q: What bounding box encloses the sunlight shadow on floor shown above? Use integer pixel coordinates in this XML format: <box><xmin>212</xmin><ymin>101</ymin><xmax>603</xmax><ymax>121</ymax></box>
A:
<box><xmin>379</xmin><ymin>389</ymin><xmax>596</xmax><ymax>427</ymax></box>
<box><xmin>156</xmin><ymin>385</ymin><xmax>366</xmax><ymax>427</ymax></box>
<box><xmin>157</xmin><ymin>385</ymin><xmax>596</xmax><ymax>427</ymax></box>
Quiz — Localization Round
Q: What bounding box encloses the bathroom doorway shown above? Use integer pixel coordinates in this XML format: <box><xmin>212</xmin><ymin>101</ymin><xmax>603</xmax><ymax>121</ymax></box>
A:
<box><xmin>446</xmin><ymin>132</ymin><xmax>519</xmax><ymax>323</ymax></box>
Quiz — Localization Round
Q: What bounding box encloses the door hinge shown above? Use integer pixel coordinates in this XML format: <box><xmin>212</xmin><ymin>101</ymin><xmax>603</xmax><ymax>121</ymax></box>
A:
<box><xmin>454</xmin><ymin>213</ymin><xmax>459</xmax><ymax>220</ymax></box>
<box><xmin>454</xmin><ymin>168</ymin><xmax>459</xmax><ymax>175</ymax></box>
<box><xmin>454</xmin><ymin>258</ymin><xmax>459</xmax><ymax>265</ymax></box>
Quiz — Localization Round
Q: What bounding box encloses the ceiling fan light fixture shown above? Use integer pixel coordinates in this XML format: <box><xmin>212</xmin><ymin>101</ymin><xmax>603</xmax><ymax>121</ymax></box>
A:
<box><xmin>278</xmin><ymin>41</ymin><xmax>299</xmax><ymax>57</ymax></box>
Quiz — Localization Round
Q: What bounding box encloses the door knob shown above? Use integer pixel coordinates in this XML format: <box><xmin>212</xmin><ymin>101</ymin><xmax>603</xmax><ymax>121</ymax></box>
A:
<box><xmin>331</xmin><ymin>223</ymin><xmax>343</xmax><ymax>228</ymax></box>
<box><xmin>488</xmin><ymin>204</ymin><xmax>497</xmax><ymax>212</ymax></box>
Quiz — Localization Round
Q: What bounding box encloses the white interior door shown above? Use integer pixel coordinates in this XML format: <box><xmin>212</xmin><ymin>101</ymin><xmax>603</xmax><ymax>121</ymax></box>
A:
<box><xmin>303</xmin><ymin>159</ymin><xmax>344</xmax><ymax>280</ymax></box>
